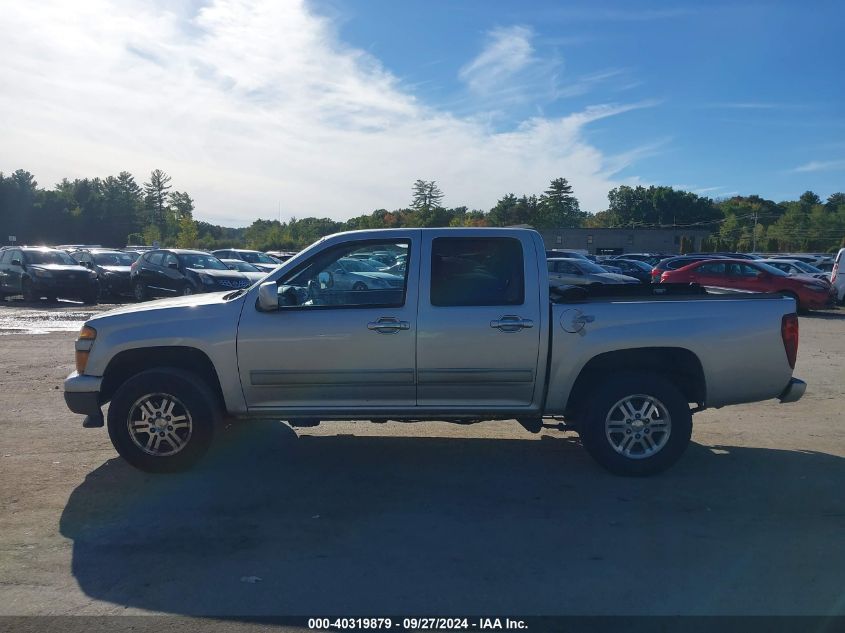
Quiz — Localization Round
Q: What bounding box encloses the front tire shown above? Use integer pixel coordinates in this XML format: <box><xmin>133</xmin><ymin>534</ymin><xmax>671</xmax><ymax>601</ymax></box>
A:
<box><xmin>133</xmin><ymin>281</ymin><xmax>148</xmax><ymax>301</ymax></box>
<box><xmin>107</xmin><ymin>369</ymin><xmax>219</xmax><ymax>473</ymax></box>
<box><xmin>21</xmin><ymin>278</ymin><xmax>37</xmax><ymax>302</ymax></box>
<box><xmin>578</xmin><ymin>372</ymin><xmax>692</xmax><ymax>476</ymax></box>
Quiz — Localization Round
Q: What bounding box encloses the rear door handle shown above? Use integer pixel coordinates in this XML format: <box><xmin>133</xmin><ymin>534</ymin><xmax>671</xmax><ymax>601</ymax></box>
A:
<box><xmin>490</xmin><ymin>315</ymin><xmax>534</xmax><ymax>332</ymax></box>
<box><xmin>368</xmin><ymin>317</ymin><xmax>410</xmax><ymax>334</ymax></box>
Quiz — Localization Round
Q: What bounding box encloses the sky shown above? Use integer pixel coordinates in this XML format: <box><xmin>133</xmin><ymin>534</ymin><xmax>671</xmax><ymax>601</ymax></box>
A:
<box><xmin>1</xmin><ymin>0</ymin><xmax>843</xmax><ymax>227</ymax></box>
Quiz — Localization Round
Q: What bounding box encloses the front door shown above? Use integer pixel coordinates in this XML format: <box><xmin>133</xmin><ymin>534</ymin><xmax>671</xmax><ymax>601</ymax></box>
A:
<box><xmin>415</xmin><ymin>233</ymin><xmax>543</xmax><ymax>410</ymax></box>
<box><xmin>237</xmin><ymin>233</ymin><xmax>419</xmax><ymax>411</ymax></box>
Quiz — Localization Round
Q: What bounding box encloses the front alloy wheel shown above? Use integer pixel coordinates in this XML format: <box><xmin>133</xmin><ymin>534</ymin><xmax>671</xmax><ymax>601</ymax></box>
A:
<box><xmin>127</xmin><ymin>393</ymin><xmax>193</xmax><ymax>457</ymax></box>
<box><xmin>107</xmin><ymin>369</ymin><xmax>218</xmax><ymax>472</ymax></box>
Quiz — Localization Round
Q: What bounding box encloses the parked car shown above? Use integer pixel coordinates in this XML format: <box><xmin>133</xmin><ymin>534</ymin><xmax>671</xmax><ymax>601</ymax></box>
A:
<box><xmin>130</xmin><ymin>249</ymin><xmax>251</xmax><ymax>300</ymax></box>
<box><xmin>64</xmin><ymin>227</ymin><xmax>806</xmax><ymax>476</ymax></box>
<box><xmin>609</xmin><ymin>253</ymin><xmax>668</xmax><ymax>266</ymax></box>
<box><xmin>603</xmin><ymin>258</ymin><xmax>653</xmax><ymax>283</ymax></box>
<box><xmin>0</xmin><ymin>246</ymin><xmax>98</xmax><ymax>303</ymax></box>
<box><xmin>760</xmin><ymin>258</ymin><xmax>830</xmax><ymax>282</ymax></box>
<box><xmin>660</xmin><ymin>259</ymin><xmax>834</xmax><ymax>311</ymax></box>
<box><xmin>265</xmin><ymin>250</ymin><xmax>297</xmax><ymax>262</ymax></box>
<box><xmin>220</xmin><ymin>259</ymin><xmax>267</xmax><ymax>284</ymax></box>
<box><xmin>322</xmin><ymin>257</ymin><xmax>405</xmax><ymax>291</ymax></box>
<box><xmin>831</xmin><ymin>248</ymin><xmax>845</xmax><ymax>305</ymax></box>
<box><xmin>769</xmin><ymin>254</ymin><xmax>828</xmax><ymax>266</ymax></box>
<box><xmin>71</xmin><ymin>249</ymin><xmax>136</xmax><ymax>298</ymax></box>
<box><xmin>650</xmin><ymin>255</ymin><xmax>728</xmax><ymax>283</ymax></box>
<box><xmin>687</xmin><ymin>252</ymin><xmax>762</xmax><ymax>260</ymax></box>
<box><xmin>211</xmin><ymin>249</ymin><xmax>281</xmax><ymax>272</ymax></box>
<box><xmin>548</xmin><ymin>258</ymin><xmax>639</xmax><ymax>286</ymax></box>
<box><xmin>546</xmin><ymin>249</ymin><xmax>590</xmax><ymax>260</ymax></box>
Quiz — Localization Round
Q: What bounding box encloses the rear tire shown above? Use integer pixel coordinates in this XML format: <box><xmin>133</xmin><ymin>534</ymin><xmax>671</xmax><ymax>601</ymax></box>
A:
<box><xmin>578</xmin><ymin>372</ymin><xmax>692</xmax><ymax>476</ymax></box>
<box><xmin>780</xmin><ymin>290</ymin><xmax>803</xmax><ymax>313</ymax></box>
<box><xmin>107</xmin><ymin>369</ymin><xmax>219</xmax><ymax>473</ymax></box>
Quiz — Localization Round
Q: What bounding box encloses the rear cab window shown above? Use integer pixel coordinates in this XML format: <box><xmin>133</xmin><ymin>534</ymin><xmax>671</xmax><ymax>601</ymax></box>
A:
<box><xmin>430</xmin><ymin>237</ymin><xmax>524</xmax><ymax>306</ymax></box>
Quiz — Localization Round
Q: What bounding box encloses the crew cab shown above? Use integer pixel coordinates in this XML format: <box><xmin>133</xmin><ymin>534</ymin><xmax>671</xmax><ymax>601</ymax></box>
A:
<box><xmin>64</xmin><ymin>229</ymin><xmax>806</xmax><ymax>475</ymax></box>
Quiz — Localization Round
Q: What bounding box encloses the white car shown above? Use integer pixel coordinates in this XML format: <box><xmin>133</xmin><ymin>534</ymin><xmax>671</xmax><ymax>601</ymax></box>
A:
<box><xmin>831</xmin><ymin>248</ymin><xmax>845</xmax><ymax>305</ymax></box>
<box><xmin>220</xmin><ymin>259</ymin><xmax>267</xmax><ymax>284</ymax></box>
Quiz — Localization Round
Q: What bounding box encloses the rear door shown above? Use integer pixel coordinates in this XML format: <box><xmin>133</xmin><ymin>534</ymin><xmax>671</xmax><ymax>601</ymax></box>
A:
<box><xmin>416</xmin><ymin>232</ymin><xmax>543</xmax><ymax>410</ymax></box>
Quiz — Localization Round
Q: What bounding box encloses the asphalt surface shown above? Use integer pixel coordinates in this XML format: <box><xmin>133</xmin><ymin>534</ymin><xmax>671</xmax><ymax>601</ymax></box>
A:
<box><xmin>0</xmin><ymin>297</ymin><xmax>843</xmax><ymax>623</ymax></box>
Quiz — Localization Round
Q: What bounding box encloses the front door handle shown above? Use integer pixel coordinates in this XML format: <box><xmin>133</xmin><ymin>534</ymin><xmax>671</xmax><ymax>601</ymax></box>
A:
<box><xmin>368</xmin><ymin>317</ymin><xmax>410</xmax><ymax>334</ymax></box>
<box><xmin>490</xmin><ymin>315</ymin><xmax>534</xmax><ymax>332</ymax></box>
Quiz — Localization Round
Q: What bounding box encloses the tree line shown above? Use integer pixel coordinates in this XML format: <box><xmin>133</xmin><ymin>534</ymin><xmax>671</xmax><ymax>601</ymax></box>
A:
<box><xmin>1</xmin><ymin>169</ymin><xmax>843</xmax><ymax>253</ymax></box>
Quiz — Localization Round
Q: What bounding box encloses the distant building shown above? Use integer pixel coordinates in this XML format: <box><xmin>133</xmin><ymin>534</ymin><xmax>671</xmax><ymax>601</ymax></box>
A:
<box><xmin>537</xmin><ymin>227</ymin><xmax>712</xmax><ymax>255</ymax></box>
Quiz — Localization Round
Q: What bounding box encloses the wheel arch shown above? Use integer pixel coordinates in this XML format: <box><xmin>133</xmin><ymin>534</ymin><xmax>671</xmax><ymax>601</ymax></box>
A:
<box><xmin>564</xmin><ymin>347</ymin><xmax>706</xmax><ymax>420</ymax></box>
<box><xmin>100</xmin><ymin>346</ymin><xmax>225</xmax><ymax>409</ymax></box>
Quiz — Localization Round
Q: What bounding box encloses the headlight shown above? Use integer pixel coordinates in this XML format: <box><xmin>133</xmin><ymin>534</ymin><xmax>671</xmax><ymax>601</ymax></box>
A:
<box><xmin>199</xmin><ymin>274</ymin><xmax>216</xmax><ymax>285</ymax></box>
<box><xmin>88</xmin><ymin>270</ymin><xmax>98</xmax><ymax>279</ymax></box>
<box><xmin>32</xmin><ymin>268</ymin><xmax>52</xmax><ymax>278</ymax></box>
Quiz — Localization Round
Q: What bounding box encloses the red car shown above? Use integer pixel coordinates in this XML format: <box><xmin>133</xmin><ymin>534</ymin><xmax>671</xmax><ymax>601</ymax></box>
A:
<box><xmin>660</xmin><ymin>259</ymin><xmax>834</xmax><ymax>311</ymax></box>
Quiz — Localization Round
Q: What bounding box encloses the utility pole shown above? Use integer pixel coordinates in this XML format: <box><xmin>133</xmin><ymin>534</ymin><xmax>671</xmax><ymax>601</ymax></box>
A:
<box><xmin>751</xmin><ymin>211</ymin><xmax>758</xmax><ymax>252</ymax></box>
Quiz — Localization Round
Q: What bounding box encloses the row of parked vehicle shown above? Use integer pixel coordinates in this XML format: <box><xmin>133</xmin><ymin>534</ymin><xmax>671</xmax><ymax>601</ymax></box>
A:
<box><xmin>2</xmin><ymin>241</ymin><xmax>843</xmax><ymax>310</ymax></box>
<box><xmin>545</xmin><ymin>249</ymin><xmax>844</xmax><ymax>311</ymax></box>
<box><xmin>0</xmin><ymin>245</ymin><xmax>298</xmax><ymax>304</ymax></box>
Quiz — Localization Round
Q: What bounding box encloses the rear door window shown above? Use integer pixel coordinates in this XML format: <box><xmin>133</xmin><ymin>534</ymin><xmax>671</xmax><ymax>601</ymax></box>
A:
<box><xmin>430</xmin><ymin>237</ymin><xmax>524</xmax><ymax>306</ymax></box>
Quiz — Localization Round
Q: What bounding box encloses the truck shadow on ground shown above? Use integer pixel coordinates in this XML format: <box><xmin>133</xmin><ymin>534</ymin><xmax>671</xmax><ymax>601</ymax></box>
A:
<box><xmin>60</xmin><ymin>421</ymin><xmax>845</xmax><ymax>616</ymax></box>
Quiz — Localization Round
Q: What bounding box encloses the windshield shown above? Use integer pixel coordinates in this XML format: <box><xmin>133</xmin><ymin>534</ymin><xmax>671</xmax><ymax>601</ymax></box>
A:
<box><xmin>25</xmin><ymin>250</ymin><xmax>77</xmax><ymax>265</ymax></box>
<box><xmin>792</xmin><ymin>261</ymin><xmax>822</xmax><ymax>273</ymax></box>
<box><xmin>228</xmin><ymin>260</ymin><xmax>260</xmax><ymax>272</ymax></box>
<box><xmin>178</xmin><ymin>254</ymin><xmax>229</xmax><ymax>270</ymax></box>
<box><xmin>578</xmin><ymin>260</ymin><xmax>609</xmax><ymax>274</ymax></box>
<box><xmin>93</xmin><ymin>252</ymin><xmax>135</xmax><ymax>266</ymax></box>
<box><xmin>756</xmin><ymin>262</ymin><xmax>789</xmax><ymax>277</ymax></box>
<box><xmin>340</xmin><ymin>258</ymin><xmax>379</xmax><ymax>272</ymax></box>
<box><xmin>241</xmin><ymin>251</ymin><xmax>277</xmax><ymax>264</ymax></box>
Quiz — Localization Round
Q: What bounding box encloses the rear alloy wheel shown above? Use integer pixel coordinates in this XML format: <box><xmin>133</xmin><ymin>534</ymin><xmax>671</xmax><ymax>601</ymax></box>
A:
<box><xmin>133</xmin><ymin>281</ymin><xmax>147</xmax><ymax>301</ymax></box>
<box><xmin>107</xmin><ymin>369</ymin><xmax>218</xmax><ymax>472</ymax></box>
<box><xmin>579</xmin><ymin>372</ymin><xmax>692</xmax><ymax>476</ymax></box>
<box><xmin>182</xmin><ymin>285</ymin><xmax>195</xmax><ymax>296</ymax></box>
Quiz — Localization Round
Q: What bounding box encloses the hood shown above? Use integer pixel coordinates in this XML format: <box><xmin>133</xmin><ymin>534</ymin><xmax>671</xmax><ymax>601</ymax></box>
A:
<box><xmin>240</xmin><ymin>271</ymin><xmax>266</xmax><ymax>282</ymax></box>
<box><xmin>790</xmin><ymin>274</ymin><xmax>829</xmax><ymax>286</ymax></box>
<box><xmin>100</xmin><ymin>265</ymin><xmax>131</xmax><ymax>274</ymax></box>
<box><xmin>31</xmin><ymin>264</ymin><xmax>89</xmax><ymax>274</ymax></box>
<box><xmin>87</xmin><ymin>291</ymin><xmax>238</xmax><ymax>322</ymax></box>
<box><xmin>187</xmin><ymin>268</ymin><xmax>248</xmax><ymax>280</ymax></box>
<box><xmin>593</xmin><ymin>273</ymin><xmax>640</xmax><ymax>284</ymax></box>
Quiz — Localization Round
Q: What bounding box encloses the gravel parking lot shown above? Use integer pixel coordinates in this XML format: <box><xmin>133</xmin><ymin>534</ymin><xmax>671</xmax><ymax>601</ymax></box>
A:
<box><xmin>0</xmin><ymin>297</ymin><xmax>843</xmax><ymax>618</ymax></box>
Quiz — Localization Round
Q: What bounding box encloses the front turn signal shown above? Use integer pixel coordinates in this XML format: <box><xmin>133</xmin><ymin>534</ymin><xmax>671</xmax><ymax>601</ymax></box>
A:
<box><xmin>76</xmin><ymin>326</ymin><xmax>97</xmax><ymax>373</ymax></box>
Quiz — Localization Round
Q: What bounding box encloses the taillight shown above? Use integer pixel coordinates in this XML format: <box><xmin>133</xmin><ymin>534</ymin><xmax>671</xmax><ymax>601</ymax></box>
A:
<box><xmin>781</xmin><ymin>313</ymin><xmax>799</xmax><ymax>369</ymax></box>
<box><xmin>832</xmin><ymin>262</ymin><xmax>839</xmax><ymax>283</ymax></box>
<box><xmin>651</xmin><ymin>268</ymin><xmax>660</xmax><ymax>279</ymax></box>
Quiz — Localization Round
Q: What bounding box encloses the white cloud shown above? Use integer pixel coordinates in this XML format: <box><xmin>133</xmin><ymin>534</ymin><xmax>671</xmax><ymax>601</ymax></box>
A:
<box><xmin>459</xmin><ymin>26</ymin><xmax>536</xmax><ymax>95</ymax></box>
<box><xmin>792</xmin><ymin>159</ymin><xmax>845</xmax><ymax>173</ymax></box>
<box><xmin>0</xmin><ymin>0</ymin><xmax>654</xmax><ymax>225</ymax></box>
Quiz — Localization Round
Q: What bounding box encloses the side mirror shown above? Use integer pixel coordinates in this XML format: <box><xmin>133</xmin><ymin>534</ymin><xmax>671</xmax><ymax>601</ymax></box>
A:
<box><xmin>756</xmin><ymin>271</ymin><xmax>769</xmax><ymax>279</ymax></box>
<box><xmin>257</xmin><ymin>281</ymin><xmax>279</xmax><ymax>312</ymax></box>
<box><xmin>318</xmin><ymin>271</ymin><xmax>333</xmax><ymax>289</ymax></box>
<box><xmin>11</xmin><ymin>259</ymin><xmax>21</xmax><ymax>267</ymax></box>
<box><xmin>167</xmin><ymin>262</ymin><xmax>179</xmax><ymax>270</ymax></box>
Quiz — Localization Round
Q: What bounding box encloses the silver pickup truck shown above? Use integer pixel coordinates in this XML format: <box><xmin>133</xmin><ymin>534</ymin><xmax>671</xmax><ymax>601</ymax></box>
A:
<box><xmin>64</xmin><ymin>228</ymin><xmax>806</xmax><ymax>475</ymax></box>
